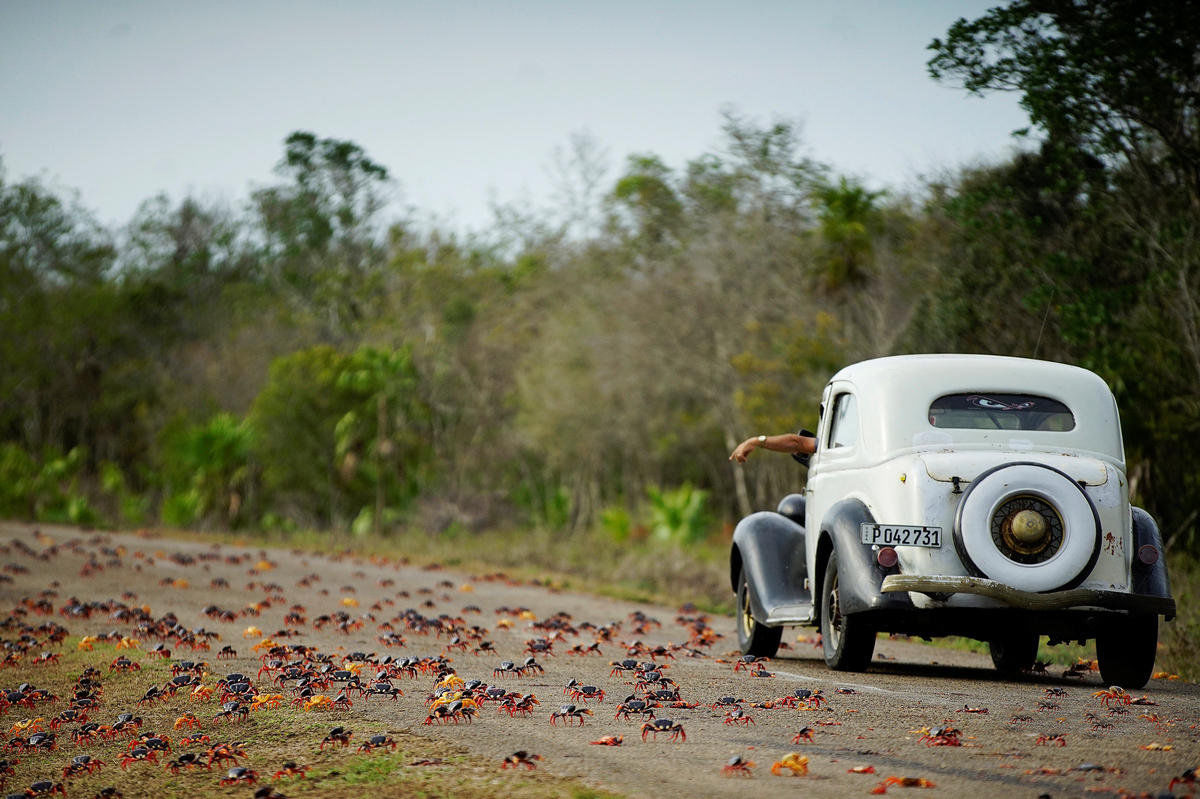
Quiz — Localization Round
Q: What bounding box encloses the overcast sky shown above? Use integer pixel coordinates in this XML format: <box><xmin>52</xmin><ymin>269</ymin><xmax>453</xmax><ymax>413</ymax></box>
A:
<box><xmin>0</xmin><ymin>1</ymin><xmax>1031</xmax><ymax>233</ymax></box>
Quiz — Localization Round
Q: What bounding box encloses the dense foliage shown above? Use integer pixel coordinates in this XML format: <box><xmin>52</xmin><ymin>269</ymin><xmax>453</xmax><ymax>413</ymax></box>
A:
<box><xmin>0</xmin><ymin>2</ymin><xmax>1196</xmax><ymax>553</ymax></box>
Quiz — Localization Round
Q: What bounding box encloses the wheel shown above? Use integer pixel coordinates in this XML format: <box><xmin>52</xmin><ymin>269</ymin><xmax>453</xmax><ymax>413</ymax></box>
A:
<box><xmin>1096</xmin><ymin>614</ymin><xmax>1157</xmax><ymax>689</ymax></box>
<box><xmin>820</xmin><ymin>550</ymin><xmax>875</xmax><ymax>671</ymax></box>
<box><xmin>988</xmin><ymin>631</ymin><xmax>1039</xmax><ymax>674</ymax></box>
<box><xmin>736</xmin><ymin>568</ymin><xmax>782</xmax><ymax>657</ymax></box>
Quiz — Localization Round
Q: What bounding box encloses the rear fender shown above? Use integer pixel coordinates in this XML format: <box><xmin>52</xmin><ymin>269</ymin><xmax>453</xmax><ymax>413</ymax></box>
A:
<box><xmin>730</xmin><ymin>512</ymin><xmax>808</xmax><ymax>623</ymax></box>
<box><xmin>817</xmin><ymin>499</ymin><xmax>912</xmax><ymax>617</ymax></box>
<box><xmin>1131</xmin><ymin>507</ymin><xmax>1173</xmax><ymax>610</ymax></box>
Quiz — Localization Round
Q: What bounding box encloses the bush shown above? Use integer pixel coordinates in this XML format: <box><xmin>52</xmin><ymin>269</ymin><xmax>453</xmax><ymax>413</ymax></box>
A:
<box><xmin>0</xmin><ymin>444</ymin><xmax>98</xmax><ymax>524</ymax></box>
<box><xmin>250</xmin><ymin>345</ymin><xmax>428</xmax><ymax>530</ymax></box>
<box><xmin>159</xmin><ymin>413</ymin><xmax>254</xmax><ymax>528</ymax></box>
<box><xmin>646</xmin><ymin>483</ymin><xmax>712</xmax><ymax>545</ymax></box>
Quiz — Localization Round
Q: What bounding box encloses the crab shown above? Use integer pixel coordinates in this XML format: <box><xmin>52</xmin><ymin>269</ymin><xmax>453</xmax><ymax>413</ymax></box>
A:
<box><xmin>248</xmin><ymin>787</ymin><xmax>286</xmax><ymax>799</ymax></box>
<box><xmin>272</xmin><ymin>761</ymin><xmax>309</xmax><ymax>779</ymax></box>
<box><xmin>1168</xmin><ymin>767</ymin><xmax>1197</xmax><ymax>793</ymax></box>
<box><xmin>23</xmin><ymin>781</ymin><xmax>66</xmax><ymax>797</ymax></box>
<box><xmin>331</xmin><ymin>691</ymin><xmax>353</xmax><ymax>711</ymax></box>
<box><xmin>363</xmin><ymin>681</ymin><xmax>403</xmax><ymax>701</ymax></box>
<box><xmin>614</xmin><ymin>699</ymin><xmax>655</xmax><ymax>721</ymax></box>
<box><xmin>31</xmin><ymin>652</ymin><xmax>61</xmax><ymax>667</ymax></box>
<box><xmin>771</xmin><ymin>753</ymin><xmax>809</xmax><ymax>776</ymax></box>
<box><xmin>319</xmin><ymin>727</ymin><xmax>353</xmax><ymax>750</ymax></box>
<box><xmin>119</xmin><ymin>747</ymin><xmax>157</xmax><ymax>769</ymax></box>
<box><xmin>206</xmin><ymin>742</ymin><xmax>247</xmax><ymax>766</ymax></box>
<box><xmin>173</xmin><ymin>713</ymin><xmax>200</xmax><ymax>731</ymax></box>
<box><xmin>609</xmin><ymin>659</ymin><xmax>639</xmax><ymax>677</ymax></box>
<box><xmin>303</xmin><ymin>696</ymin><xmax>334</xmax><ymax>712</ymax></box>
<box><xmin>1035</xmin><ymin>733</ymin><xmax>1067</xmax><ymax>746</ymax></box>
<box><xmin>956</xmin><ymin>704</ymin><xmax>988</xmax><ymax>714</ymax></box>
<box><xmin>917</xmin><ymin>725</ymin><xmax>961</xmax><ymax>747</ymax></box>
<box><xmin>493</xmin><ymin>661</ymin><xmax>520</xmax><ymax>678</ymax></box>
<box><xmin>189</xmin><ymin>684</ymin><xmax>214</xmax><ymax>702</ymax></box>
<box><xmin>791</xmin><ymin>727</ymin><xmax>814</xmax><ymax>744</ymax></box>
<box><xmin>708</xmin><ymin>696</ymin><xmax>744</xmax><ymax>710</ymax></box>
<box><xmin>518</xmin><ymin>657</ymin><xmax>545</xmax><ymax>676</ymax></box>
<box><xmin>733</xmin><ymin>655</ymin><xmax>769</xmax><ymax>672</ymax></box>
<box><xmin>164</xmin><ymin>752</ymin><xmax>211</xmax><ymax>774</ymax></box>
<box><xmin>242</xmin><ymin>627</ymin><xmax>263</xmax><ymax>639</ymax></box>
<box><xmin>357</xmin><ymin>734</ymin><xmax>397</xmax><ymax>753</ymax></box>
<box><xmin>500</xmin><ymin>751</ymin><xmax>541</xmax><ymax>770</ymax></box>
<box><xmin>219</xmin><ymin>766</ymin><xmax>258</xmax><ymax>786</ymax></box>
<box><xmin>723</xmin><ymin>708</ymin><xmax>754</xmax><ymax>726</ymax></box>
<box><xmin>640</xmin><ymin>718</ymin><xmax>685</xmax><ymax>742</ymax></box>
<box><xmin>62</xmin><ymin>754</ymin><xmax>105</xmax><ymax>778</ymax></box>
<box><xmin>568</xmin><ymin>685</ymin><xmax>605</xmax><ymax>703</ymax></box>
<box><xmin>178</xmin><ymin>734</ymin><xmax>211</xmax><ymax>747</ymax></box>
<box><xmin>217</xmin><ymin>646</ymin><xmax>237</xmax><ymax>660</ymax></box>
<box><xmin>550</xmin><ymin>705</ymin><xmax>593</xmax><ymax>726</ymax></box>
<box><xmin>8</xmin><ymin>719</ymin><xmax>43</xmax><ymax>737</ymax></box>
<box><xmin>109</xmin><ymin>657</ymin><xmax>141</xmax><ymax>673</ymax></box>
<box><xmin>212</xmin><ymin>702</ymin><xmax>249</xmax><ymax>724</ymax></box>
<box><xmin>49</xmin><ymin>710</ymin><xmax>87</xmax><ymax>730</ymax></box>
<box><xmin>722</xmin><ymin>755</ymin><xmax>755</xmax><ymax>776</ymax></box>
<box><xmin>1092</xmin><ymin>686</ymin><xmax>1132</xmax><ymax>708</ymax></box>
<box><xmin>589</xmin><ymin>735</ymin><xmax>623</xmax><ymax>746</ymax></box>
<box><xmin>871</xmin><ymin>776</ymin><xmax>936</xmax><ymax>793</ymax></box>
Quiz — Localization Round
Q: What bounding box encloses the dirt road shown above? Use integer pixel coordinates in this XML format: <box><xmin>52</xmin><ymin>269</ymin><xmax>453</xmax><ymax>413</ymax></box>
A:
<box><xmin>1</xmin><ymin>522</ymin><xmax>1196</xmax><ymax>798</ymax></box>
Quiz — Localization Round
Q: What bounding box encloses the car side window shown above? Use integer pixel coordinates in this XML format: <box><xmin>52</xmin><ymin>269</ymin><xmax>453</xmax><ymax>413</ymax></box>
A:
<box><xmin>827</xmin><ymin>392</ymin><xmax>858</xmax><ymax>449</ymax></box>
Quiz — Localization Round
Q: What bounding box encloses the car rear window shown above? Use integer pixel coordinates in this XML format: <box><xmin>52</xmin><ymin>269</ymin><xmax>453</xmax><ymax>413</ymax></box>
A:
<box><xmin>928</xmin><ymin>393</ymin><xmax>1075</xmax><ymax>431</ymax></box>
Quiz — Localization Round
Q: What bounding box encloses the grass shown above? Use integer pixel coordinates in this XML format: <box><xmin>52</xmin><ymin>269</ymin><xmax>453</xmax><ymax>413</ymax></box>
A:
<box><xmin>1</xmin><ymin>635</ymin><xmax>622</xmax><ymax>799</ymax></box>
<box><xmin>160</xmin><ymin>522</ymin><xmax>736</xmax><ymax>615</ymax></box>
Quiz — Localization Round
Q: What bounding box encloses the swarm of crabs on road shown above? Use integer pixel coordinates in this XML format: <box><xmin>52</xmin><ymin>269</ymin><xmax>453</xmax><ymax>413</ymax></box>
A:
<box><xmin>0</xmin><ymin>527</ymin><xmax>1195</xmax><ymax>799</ymax></box>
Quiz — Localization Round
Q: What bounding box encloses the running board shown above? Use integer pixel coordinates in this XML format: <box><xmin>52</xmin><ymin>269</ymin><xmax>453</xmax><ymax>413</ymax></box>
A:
<box><xmin>765</xmin><ymin>603</ymin><xmax>813</xmax><ymax>626</ymax></box>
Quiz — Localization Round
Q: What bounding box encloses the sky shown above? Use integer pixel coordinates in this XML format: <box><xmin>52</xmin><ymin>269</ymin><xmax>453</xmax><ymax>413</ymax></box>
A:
<box><xmin>0</xmin><ymin>0</ymin><xmax>1032</xmax><ymax>233</ymax></box>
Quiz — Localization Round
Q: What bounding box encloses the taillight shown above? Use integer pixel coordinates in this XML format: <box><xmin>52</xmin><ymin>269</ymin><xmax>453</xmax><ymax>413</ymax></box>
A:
<box><xmin>1137</xmin><ymin>544</ymin><xmax>1159</xmax><ymax>565</ymax></box>
<box><xmin>876</xmin><ymin>547</ymin><xmax>898</xmax><ymax>568</ymax></box>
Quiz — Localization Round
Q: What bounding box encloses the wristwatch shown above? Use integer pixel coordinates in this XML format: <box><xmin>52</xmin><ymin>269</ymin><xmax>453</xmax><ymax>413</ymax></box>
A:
<box><xmin>757</xmin><ymin>435</ymin><xmax>767</xmax><ymax>444</ymax></box>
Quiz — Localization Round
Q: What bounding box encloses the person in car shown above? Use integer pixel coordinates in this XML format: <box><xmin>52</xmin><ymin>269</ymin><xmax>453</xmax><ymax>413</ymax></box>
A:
<box><xmin>729</xmin><ymin>432</ymin><xmax>817</xmax><ymax>463</ymax></box>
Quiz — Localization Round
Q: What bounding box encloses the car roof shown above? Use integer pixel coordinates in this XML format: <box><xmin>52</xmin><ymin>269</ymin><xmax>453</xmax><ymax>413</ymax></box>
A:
<box><xmin>826</xmin><ymin>354</ymin><xmax>1125</xmax><ymax>462</ymax></box>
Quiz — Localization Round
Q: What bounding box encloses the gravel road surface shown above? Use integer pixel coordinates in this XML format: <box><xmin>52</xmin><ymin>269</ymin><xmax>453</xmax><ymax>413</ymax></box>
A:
<box><xmin>1</xmin><ymin>522</ymin><xmax>1196</xmax><ymax>798</ymax></box>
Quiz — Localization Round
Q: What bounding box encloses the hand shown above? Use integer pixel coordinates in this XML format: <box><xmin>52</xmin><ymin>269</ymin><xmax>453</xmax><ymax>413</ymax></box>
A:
<box><xmin>729</xmin><ymin>437</ymin><xmax>760</xmax><ymax>463</ymax></box>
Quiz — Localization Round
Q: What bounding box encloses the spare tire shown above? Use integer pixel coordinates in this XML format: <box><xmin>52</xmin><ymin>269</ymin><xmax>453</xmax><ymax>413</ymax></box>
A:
<box><xmin>954</xmin><ymin>462</ymin><xmax>1100</xmax><ymax>592</ymax></box>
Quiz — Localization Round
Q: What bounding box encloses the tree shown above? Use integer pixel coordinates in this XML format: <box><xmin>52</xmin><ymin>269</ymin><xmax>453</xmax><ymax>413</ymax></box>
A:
<box><xmin>252</xmin><ymin>132</ymin><xmax>394</xmax><ymax>340</ymax></box>
<box><xmin>929</xmin><ymin>0</ymin><xmax>1200</xmax><ymax>202</ymax></box>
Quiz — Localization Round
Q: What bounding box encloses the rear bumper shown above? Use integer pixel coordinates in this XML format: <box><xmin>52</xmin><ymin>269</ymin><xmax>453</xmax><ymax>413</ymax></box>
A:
<box><xmin>881</xmin><ymin>575</ymin><xmax>1176</xmax><ymax>620</ymax></box>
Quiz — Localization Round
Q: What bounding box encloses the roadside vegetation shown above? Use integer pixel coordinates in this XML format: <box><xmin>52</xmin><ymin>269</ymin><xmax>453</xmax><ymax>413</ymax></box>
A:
<box><xmin>2</xmin><ymin>4</ymin><xmax>1197</xmax><ymax>674</ymax></box>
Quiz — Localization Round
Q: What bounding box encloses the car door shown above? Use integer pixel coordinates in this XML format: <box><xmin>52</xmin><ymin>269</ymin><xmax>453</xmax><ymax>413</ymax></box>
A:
<box><xmin>806</xmin><ymin>382</ymin><xmax>862</xmax><ymax>575</ymax></box>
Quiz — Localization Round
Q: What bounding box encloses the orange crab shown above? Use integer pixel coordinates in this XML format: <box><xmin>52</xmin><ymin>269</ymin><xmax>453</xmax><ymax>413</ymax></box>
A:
<box><xmin>189</xmin><ymin>685</ymin><xmax>213</xmax><ymax>703</ymax></box>
<box><xmin>172</xmin><ymin>714</ymin><xmax>200</xmax><ymax>731</ymax></box>
<box><xmin>242</xmin><ymin>627</ymin><xmax>262</xmax><ymax>639</ymax></box>
<box><xmin>770</xmin><ymin>753</ymin><xmax>809</xmax><ymax>777</ymax></box>
<box><xmin>1092</xmin><ymin>686</ymin><xmax>1132</xmax><ymax>707</ymax></box>
<box><xmin>589</xmin><ymin>735</ymin><xmax>623</xmax><ymax>746</ymax></box>
<box><xmin>871</xmin><ymin>776</ymin><xmax>936</xmax><ymax>794</ymax></box>
<box><xmin>303</xmin><ymin>696</ymin><xmax>334</xmax><ymax>712</ymax></box>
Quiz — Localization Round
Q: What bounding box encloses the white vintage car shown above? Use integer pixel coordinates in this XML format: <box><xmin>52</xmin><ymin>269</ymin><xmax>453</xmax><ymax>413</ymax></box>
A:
<box><xmin>731</xmin><ymin>354</ymin><xmax>1175</xmax><ymax>688</ymax></box>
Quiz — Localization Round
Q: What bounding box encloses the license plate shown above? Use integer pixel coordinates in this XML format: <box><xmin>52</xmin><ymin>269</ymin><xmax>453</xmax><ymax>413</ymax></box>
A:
<box><xmin>860</xmin><ymin>523</ymin><xmax>942</xmax><ymax>548</ymax></box>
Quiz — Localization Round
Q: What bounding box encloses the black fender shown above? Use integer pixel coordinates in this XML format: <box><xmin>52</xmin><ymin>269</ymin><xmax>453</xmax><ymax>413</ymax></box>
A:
<box><xmin>815</xmin><ymin>498</ymin><xmax>912</xmax><ymax>617</ymax></box>
<box><xmin>730</xmin><ymin>511</ymin><xmax>808</xmax><ymax>623</ymax></box>
<box><xmin>1131</xmin><ymin>507</ymin><xmax>1173</xmax><ymax>605</ymax></box>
